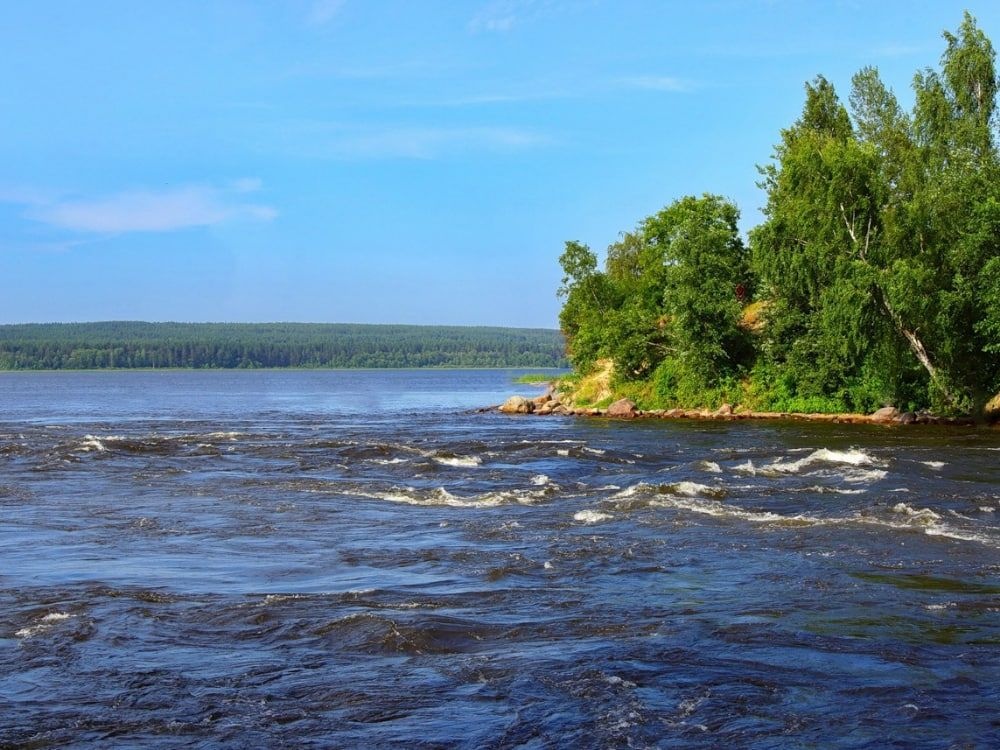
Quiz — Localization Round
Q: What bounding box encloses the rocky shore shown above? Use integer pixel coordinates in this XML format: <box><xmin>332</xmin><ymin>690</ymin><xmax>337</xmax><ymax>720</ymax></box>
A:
<box><xmin>492</xmin><ymin>388</ymin><xmax>984</xmax><ymax>427</ymax></box>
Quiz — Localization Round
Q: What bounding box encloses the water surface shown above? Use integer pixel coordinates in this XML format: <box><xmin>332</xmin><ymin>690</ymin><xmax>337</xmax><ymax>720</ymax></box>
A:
<box><xmin>1</xmin><ymin>370</ymin><xmax>999</xmax><ymax>748</ymax></box>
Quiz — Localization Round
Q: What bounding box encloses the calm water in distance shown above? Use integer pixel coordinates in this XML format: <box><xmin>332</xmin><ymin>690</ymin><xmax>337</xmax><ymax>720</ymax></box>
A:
<box><xmin>1</xmin><ymin>369</ymin><xmax>999</xmax><ymax>748</ymax></box>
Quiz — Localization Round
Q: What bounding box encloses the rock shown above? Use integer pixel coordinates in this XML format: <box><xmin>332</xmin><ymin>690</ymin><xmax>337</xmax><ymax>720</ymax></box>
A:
<box><xmin>897</xmin><ymin>411</ymin><xmax>917</xmax><ymax>425</ymax></box>
<box><xmin>531</xmin><ymin>393</ymin><xmax>551</xmax><ymax>407</ymax></box>
<box><xmin>499</xmin><ymin>395</ymin><xmax>533</xmax><ymax>414</ymax></box>
<box><xmin>870</xmin><ymin>406</ymin><xmax>900</xmax><ymax>422</ymax></box>
<box><xmin>606</xmin><ymin>398</ymin><xmax>638</xmax><ymax>418</ymax></box>
<box><xmin>552</xmin><ymin>405</ymin><xmax>569</xmax><ymax>415</ymax></box>
<box><xmin>536</xmin><ymin>404</ymin><xmax>553</xmax><ymax>415</ymax></box>
<box><xmin>713</xmin><ymin>403</ymin><xmax>734</xmax><ymax>417</ymax></box>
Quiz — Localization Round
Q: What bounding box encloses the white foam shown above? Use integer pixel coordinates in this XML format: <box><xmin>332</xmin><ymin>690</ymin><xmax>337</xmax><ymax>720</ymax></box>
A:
<box><xmin>556</xmin><ymin>449</ymin><xmax>570</xmax><ymax>457</ymax></box>
<box><xmin>348</xmin><ymin>486</ymin><xmax>543</xmax><ymax>508</ymax></box>
<box><xmin>921</xmin><ymin>460</ymin><xmax>946</xmax><ymax>469</ymax></box>
<box><xmin>765</xmin><ymin>448</ymin><xmax>878</xmax><ymax>474</ymax></box>
<box><xmin>673</xmin><ymin>481</ymin><xmax>722</xmax><ymax>497</ymax></box>
<box><xmin>734</xmin><ymin>460</ymin><xmax>756</xmax><ymax>475</ymax></box>
<box><xmin>698</xmin><ymin>461</ymin><xmax>723</xmax><ymax>474</ymax></box>
<box><xmin>432</xmin><ymin>455</ymin><xmax>482</xmax><ymax>468</ymax></box>
<box><xmin>79</xmin><ymin>435</ymin><xmax>109</xmax><ymax>452</ymax></box>
<box><xmin>891</xmin><ymin>503</ymin><xmax>941</xmax><ymax>523</ymax></box>
<box><xmin>371</xmin><ymin>458</ymin><xmax>407</xmax><ymax>465</ymax></box>
<box><xmin>611</xmin><ymin>482</ymin><xmax>724</xmax><ymax>501</ymax></box>
<box><xmin>531</xmin><ymin>474</ymin><xmax>550</xmax><ymax>486</ymax></box>
<box><xmin>610</xmin><ymin>489</ymin><xmax>999</xmax><ymax>547</ymax></box>
<box><xmin>574</xmin><ymin>510</ymin><xmax>612</xmax><ymax>524</ymax></box>
<box><xmin>801</xmin><ymin>485</ymin><xmax>866</xmax><ymax>495</ymax></box>
<box><xmin>650</xmin><ymin>496</ymin><xmax>817</xmax><ymax>525</ymax></box>
<box><xmin>15</xmin><ymin>612</ymin><xmax>73</xmax><ymax>638</ymax></box>
<box><xmin>840</xmin><ymin>468</ymin><xmax>888</xmax><ymax>484</ymax></box>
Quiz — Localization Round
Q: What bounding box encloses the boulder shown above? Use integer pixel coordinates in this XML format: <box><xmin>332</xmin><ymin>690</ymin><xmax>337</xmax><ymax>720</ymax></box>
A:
<box><xmin>713</xmin><ymin>403</ymin><xmax>734</xmax><ymax>417</ymax></box>
<box><xmin>499</xmin><ymin>395</ymin><xmax>533</xmax><ymax>414</ymax></box>
<box><xmin>897</xmin><ymin>411</ymin><xmax>917</xmax><ymax>425</ymax></box>
<box><xmin>870</xmin><ymin>406</ymin><xmax>900</xmax><ymax>422</ymax></box>
<box><xmin>606</xmin><ymin>398</ymin><xmax>638</xmax><ymax>418</ymax></box>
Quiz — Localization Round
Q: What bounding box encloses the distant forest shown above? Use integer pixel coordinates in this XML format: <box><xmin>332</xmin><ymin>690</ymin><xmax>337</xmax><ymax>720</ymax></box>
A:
<box><xmin>0</xmin><ymin>322</ymin><xmax>568</xmax><ymax>370</ymax></box>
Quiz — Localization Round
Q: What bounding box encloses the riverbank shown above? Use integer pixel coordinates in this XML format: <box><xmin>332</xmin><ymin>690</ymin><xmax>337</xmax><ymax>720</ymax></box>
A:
<box><xmin>493</xmin><ymin>388</ymin><xmax>992</xmax><ymax>427</ymax></box>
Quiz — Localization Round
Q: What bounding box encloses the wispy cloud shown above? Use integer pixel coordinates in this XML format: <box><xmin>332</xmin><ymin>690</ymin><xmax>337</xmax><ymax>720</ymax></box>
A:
<box><xmin>468</xmin><ymin>0</ymin><xmax>582</xmax><ymax>34</ymax></box>
<box><xmin>400</xmin><ymin>74</ymin><xmax>694</xmax><ymax>109</ymax></box>
<box><xmin>2</xmin><ymin>180</ymin><xmax>277</xmax><ymax>234</ymax></box>
<box><xmin>307</xmin><ymin>0</ymin><xmax>346</xmax><ymax>26</ymax></box>
<box><xmin>617</xmin><ymin>75</ymin><xmax>692</xmax><ymax>93</ymax></box>
<box><xmin>871</xmin><ymin>42</ymin><xmax>932</xmax><ymax>59</ymax></box>
<box><xmin>469</xmin><ymin>1</ymin><xmax>520</xmax><ymax>33</ymax></box>
<box><xmin>284</xmin><ymin>123</ymin><xmax>550</xmax><ymax>159</ymax></box>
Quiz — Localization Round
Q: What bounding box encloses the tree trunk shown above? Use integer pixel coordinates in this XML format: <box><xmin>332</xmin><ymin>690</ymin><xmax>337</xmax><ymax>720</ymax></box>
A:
<box><xmin>878</xmin><ymin>291</ymin><xmax>959</xmax><ymax>408</ymax></box>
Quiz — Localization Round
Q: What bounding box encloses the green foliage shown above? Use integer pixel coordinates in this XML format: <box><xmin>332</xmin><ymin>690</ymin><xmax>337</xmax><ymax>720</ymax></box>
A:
<box><xmin>0</xmin><ymin>322</ymin><xmax>568</xmax><ymax>370</ymax></box>
<box><xmin>557</xmin><ymin>194</ymin><xmax>748</xmax><ymax>385</ymax></box>
<box><xmin>556</xmin><ymin>13</ymin><xmax>1000</xmax><ymax>417</ymax></box>
<box><xmin>513</xmin><ymin>372</ymin><xmax>558</xmax><ymax>384</ymax></box>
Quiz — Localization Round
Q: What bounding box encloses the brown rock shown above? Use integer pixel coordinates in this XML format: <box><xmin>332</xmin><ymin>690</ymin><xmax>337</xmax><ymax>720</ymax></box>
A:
<box><xmin>499</xmin><ymin>396</ymin><xmax>533</xmax><ymax>414</ymax></box>
<box><xmin>870</xmin><ymin>406</ymin><xmax>900</xmax><ymax>422</ymax></box>
<box><xmin>713</xmin><ymin>403</ymin><xmax>734</xmax><ymax>417</ymax></box>
<box><xmin>606</xmin><ymin>398</ymin><xmax>639</xmax><ymax>418</ymax></box>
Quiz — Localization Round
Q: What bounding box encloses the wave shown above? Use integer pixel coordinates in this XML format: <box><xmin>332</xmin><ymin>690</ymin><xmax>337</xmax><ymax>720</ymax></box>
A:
<box><xmin>346</xmin><ymin>486</ymin><xmax>546</xmax><ymax>508</ymax></box>
<box><xmin>612</xmin><ymin>482</ymin><xmax>725</xmax><ymax>501</ymax></box>
<box><xmin>765</xmin><ymin>448</ymin><xmax>878</xmax><ymax>474</ymax></box>
<box><xmin>736</xmin><ymin>449</ymin><xmax>886</xmax><ymax>484</ymax></box>
<box><xmin>15</xmin><ymin>611</ymin><xmax>73</xmax><ymax>639</ymax></box>
<box><xmin>574</xmin><ymin>510</ymin><xmax>612</xmax><ymax>524</ymax></box>
<box><xmin>597</xmin><ymin>483</ymin><xmax>997</xmax><ymax>547</ymax></box>
<box><xmin>432</xmin><ymin>454</ymin><xmax>482</xmax><ymax>468</ymax></box>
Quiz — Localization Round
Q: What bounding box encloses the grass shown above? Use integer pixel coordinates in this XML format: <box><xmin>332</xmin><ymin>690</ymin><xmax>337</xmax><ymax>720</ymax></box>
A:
<box><xmin>513</xmin><ymin>372</ymin><xmax>558</xmax><ymax>384</ymax></box>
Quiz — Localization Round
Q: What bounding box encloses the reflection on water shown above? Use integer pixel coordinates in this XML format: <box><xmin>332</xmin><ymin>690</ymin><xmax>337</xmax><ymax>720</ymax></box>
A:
<box><xmin>1</xmin><ymin>370</ymin><xmax>999</xmax><ymax>747</ymax></box>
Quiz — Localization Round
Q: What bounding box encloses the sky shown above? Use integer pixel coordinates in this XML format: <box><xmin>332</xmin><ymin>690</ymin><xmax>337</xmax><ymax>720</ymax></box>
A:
<box><xmin>2</xmin><ymin>1</ymin><xmax>998</xmax><ymax>328</ymax></box>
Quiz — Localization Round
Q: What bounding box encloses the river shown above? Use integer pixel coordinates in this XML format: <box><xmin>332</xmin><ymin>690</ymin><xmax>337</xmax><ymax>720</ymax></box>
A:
<box><xmin>1</xmin><ymin>370</ymin><xmax>998</xmax><ymax>748</ymax></box>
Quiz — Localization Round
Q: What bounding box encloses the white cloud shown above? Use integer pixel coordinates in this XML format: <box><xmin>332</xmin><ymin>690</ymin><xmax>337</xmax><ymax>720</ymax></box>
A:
<box><xmin>307</xmin><ymin>0</ymin><xmax>346</xmax><ymax>26</ymax></box>
<box><xmin>3</xmin><ymin>181</ymin><xmax>276</xmax><ymax>234</ymax></box>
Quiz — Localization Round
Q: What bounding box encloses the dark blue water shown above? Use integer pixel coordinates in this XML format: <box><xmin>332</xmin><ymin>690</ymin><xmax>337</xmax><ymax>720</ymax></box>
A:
<box><xmin>1</xmin><ymin>370</ymin><xmax>999</xmax><ymax>748</ymax></box>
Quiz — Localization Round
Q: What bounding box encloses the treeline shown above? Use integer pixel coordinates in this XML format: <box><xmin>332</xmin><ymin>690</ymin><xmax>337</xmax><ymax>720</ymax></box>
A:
<box><xmin>558</xmin><ymin>13</ymin><xmax>1000</xmax><ymax>416</ymax></box>
<box><xmin>0</xmin><ymin>322</ymin><xmax>568</xmax><ymax>370</ymax></box>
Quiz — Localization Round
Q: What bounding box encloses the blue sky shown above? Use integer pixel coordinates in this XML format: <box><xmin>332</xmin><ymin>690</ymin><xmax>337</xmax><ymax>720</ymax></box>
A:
<box><xmin>2</xmin><ymin>1</ymin><xmax>997</xmax><ymax>327</ymax></box>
